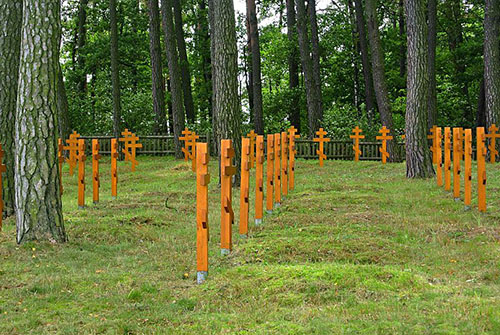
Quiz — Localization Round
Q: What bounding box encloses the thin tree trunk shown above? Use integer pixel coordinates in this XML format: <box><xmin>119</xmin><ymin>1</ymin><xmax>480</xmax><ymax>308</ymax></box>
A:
<box><xmin>247</xmin><ymin>0</ymin><xmax>264</xmax><ymax>133</ymax></box>
<box><xmin>161</xmin><ymin>0</ymin><xmax>185</xmax><ymax>158</ymax></box>
<box><xmin>110</xmin><ymin>0</ymin><xmax>121</xmax><ymax>138</ymax></box>
<box><xmin>173</xmin><ymin>0</ymin><xmax>196</xmax><ymax>124</ymax></box>
<box><xmin>148</xmin><ymin>0</ymin><xmax>167</xmax><ymax>134</ymax></box>
<box><xmin>57</xmin><ymin>64</ymin><xmax>71</xmax><ymax>141</ymax></box>
<box><xmin>477</xmin><ymin>78</ymin><xmax>486</xmax><ymax>127</ymax></box>
<box><xmin>208</xmin><ymin>0</ymin><xmax>217</xmax><ymax>140</ymax></box>
<box><xmin>15</xmin><ymin>0</ymin><xmax>66</xmax><ymax>243</ymax></box>
<box><xmin>484</xmin><ymin>0</ymin><xmax>500</xmax><ymax>128</ymax></box>
<box><xmin>196</xmin><ymin>0</ymin><xmax>213</xmax><ymax>122</ymax></box>
<box><xmin>76</xmin><ymin>0</ymin><xmax>88</xmax><ymax>93</ymax></box>
<box><xmin>398</xmin><ymin>0</ymin><xmax>405</xmax><ymax>78</ymax></box>
<box><xmin>427</xmin><ymin>0</ymin><xmax>437</xmax><ymax>129</ymax></box>
<box><xmin>405</xmin><ymin>0</ymin><xmax>434</xmax><ymax>178</ymax></box>
<box><xmin>0</xmin><ymin>0</ymin><xmax>22</xmax><ymax>216</ymax></box>
<box><xmin>308</xmin><ymin>0</ymin><xmax>322</xmax><ymax>120</ymax></box>
<box><xmin>245</xmin><ymin>15</ymin><xmax>254</xmax><ymax>122</ymax></box>
<box><xmin>347</xmin><ymin>0</ymin><xmax>361</xmax><ymax>112</ymax></box>
<box><xmin>286</xmin><ymin>0</ymin><xmax>301</xmax><ymax>132</ymax></box>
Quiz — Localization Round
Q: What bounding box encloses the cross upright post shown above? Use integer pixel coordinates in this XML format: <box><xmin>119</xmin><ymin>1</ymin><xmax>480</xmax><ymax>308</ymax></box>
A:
<box><xmin>180</xmin><ymin>128</ymin><xmax>193</xmax><ymax>161</ymax></box>
<box><xmin>196</xmin><ymin>142</ymin><xmax>210</xmax><ymax>284</ymax></box>
<box><xmin>313</xmin><ymin>128</ymin><xmax>330</xmax><ymax>167</ymax></box>
<box><xmin>111</xmin><ymin>138</ymin><xmax>119</xmax><ymax>199</ymax></box>
<box><xmin>220</xmin><ymin>139</ymin><xmax>236</xmax><ymax>255</ymax></box>
<box><xmin>246</xmin><ymin>130</ymin><xmax>257</xmax><ymax>169</ymax></box>
<box><xmin>486</xmin><ymin>124</ymin><xmax>500</xmax><ymax>163</ymax></box>
<box><xmin>255</xmin><ymin>135</ymin><xmax>264</xmax><ymax>225</ymax></box>
<box><xmin>350</xmin><ymin>126</ymin><xmax>365</xmax><ymax>162</ymax></box>
<box><xmin>92</xmin><ymin>139</ymin><xmax>102</xmax><ymax>204</ymax></box>
<box><xmin>376</xmin><ymin>126</ymin><xmax>393</xmax><ymax>164</ymax></box>
<box><xmin>77</xmin><ymin>139</ymin><xmax>86</xmax><ymax>209</ymax></box>
<box><xmin>239</xmin><ymin>138</ymin><xmax>251</xmax><ymax>238</ymax></box>
<box><xmin>436</xmin><ymin>127</ymin><xmax>443</xmax><ymax>187</ymax></box>
<box><xmin>266</xmin><ymin>134</ymin><xmax>275</xmax><ymax>213</ymax></box>
<box><xmin>288</xmin><ymin>126</ymin><xmax>300</xmax><ymax>190</ymax></box>
<box><xmin>477</xmin><ymin>127</ymin><xmax>487</xmax><ymax>212</ymax></box>
<box><xmin>444</xmin><ymin>127</ymin><xmax>452</xmax><ymax>191</ymax></box>
<box><xmin>452</xmin><ymin>128</ymin><xmax>461</xmax><ymax>200</ymax></box>
<box><xmin>464</xmin><ymin>129</ymin><xmax>472</xmax><ymax>210</ymax></box>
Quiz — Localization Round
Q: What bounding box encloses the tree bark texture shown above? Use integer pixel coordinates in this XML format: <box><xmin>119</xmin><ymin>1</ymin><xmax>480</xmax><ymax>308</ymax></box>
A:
<box><xmin>286</xmin><ymin>0</ymin><xmax>301</xmax><ymax>132</ymax></box>
<box><xmin>110</xmin><ymin>0</ymin><xmax>122</xmax><ymax>138</ymax></box>
<box><xmin>308</xmin><ymin>0</ymin><xmax>323</xmax><ymax>120</ymax></box>
<box><xmin>484</xmin><ymin>0</ymin><xmax>500</xmax><ymax>128</ymax></box>
<box><xmin>427</xmin><ymin>0</ymin><xmax>437</xmax><ymax>128</ymax></box>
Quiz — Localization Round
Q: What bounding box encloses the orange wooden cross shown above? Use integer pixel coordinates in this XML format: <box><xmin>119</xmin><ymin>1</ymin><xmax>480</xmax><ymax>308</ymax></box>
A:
<box><xmin>486</xmin><ymin>124</ymin><xmax>500</xmax><ymax>163</ymax></box>
<box><xmin>464</xmin><ymin>129</ymin><xmax>472</xmax><ymax>209</ymax></box>
<box><xmin>452</xmin><ymin>128</ymin><xmax>461</xmax><ymax>200</ymax></box>
<box><xmin>266</xmin><ymin>134</ymin><xmax>275</xmax><ymax>213</ymax></box>
<box><xmin>180</xmin><ymin>128</ymin><xmax>193</xmax><ymax>161</ymax></box>
<box><xmin>444</xmin><ymin>127</ymin><xmax>452</xmax><ymax>191</ymax></box>
<box><xmin>350</xmin><ymin>126</ymin><xmax>365</xmax><ymax>162</ymax></box>
<box><xmin>435</xmin><ymin>127</ymin><xmax>443</xmax><ymax>187</ymax></box>
<box><xmin>477</xmin><ymin>127</ymin><xmax>487</xmax><ymax>212</ymax></box>
<box><xmin>179</xmin><ymin>129</ymin><xmax>199</xmax><ymax>171</ymax></box>
<box><xmin>111</xmin><ymin>138</ymin><xmax>118</xmax><ymax>199</ymax></box>
<box><xmin>119</xmin><ymin>129</ymin><xmax>142</xmax><ymax>172</ymax></box>
<box><xmin>281</xmin><ymin>132</ymin><xmax>289</xmax><ymax>198</ymax></box>
<box><xmin>313</xmin><ymin>128</ymin><xmax>330</xmax><ymax>167</ymax></box>
<box><xmin>196</xmin><ymin>142</ymin><xmax>210</xmax><ymax>284</ymax></box>
<box><xmin>288</xmin><ymin>126</ymin><xmax>300</xmax><ymax>191</ymax></box>
<box><xmin>58</xmin><ymin>139</ymin><xmax>64</xmax><ymax>195</ymax></box>
<box><xmin>240</xmin><ymin>138</ymin><xmax>251</xmax><ymax>238</ymax></box>
<box><xmin>77</xmin><ymin>139</ymin><xmax>86</xmax><ymax>209</ymax></box>
<box><xmin>376</xmin><ymin>126</ymin><xmax>393</xmax><ymax>164</ymax></box>
<box><xmin>0</xmin><ymin>144</ymin><xmax>6</xmax><ymax>231</ymax></box>
<box><xmin>246</xmin><ymin>130</ymin><xmax>257</xmax><ymax>169</ymax></box>
<box><xmin>63</xmin><ymin>131</ymin><xmax>81</xmax><ymax>176</ymax></box>
<box><xmin>427</xmin><ymin>125</ymin><xmax>437</xmax><ymax>164</ymax></box>
<box><xmin>274</xmin><ymin>134</ymin><xmax>282</xmax><ymax>205</ymax></box>
<box><xmin>220</xmin><ymin>139</ymin><xmax>236</xmax><ymax>255</ymax></box>
<box><xmin>92</xmin><ymin>139</ymin><xmax>102</xmax><ymax>204</ymax></box>
<box><xmin>255</xmin><ymin>135</ymin><xmax>264</xmax><ymax>225</ymax></box>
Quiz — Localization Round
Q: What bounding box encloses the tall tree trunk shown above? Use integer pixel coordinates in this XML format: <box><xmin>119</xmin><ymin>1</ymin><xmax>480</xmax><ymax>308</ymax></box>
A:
<box><xmin>484</xmin><ymin>0</ymin><xmax>500</xmax><ymax>128</ymax></box>
<box><xmin>308</xmin><ymin>0</ymin><xmax>322</xmax><ymax>120</ymax></box>
<box><xmin>76</xmin><ymin>0</ymin><xmax>88</xmax><ymax>93</ymax></box>
<box><xmin>247</xmin><ymin>0</ymin><xmax>264</xmax><ymax>133</ymax></box>
<box><xmin>196</xmin><ymin>0</ymin><xmax>213</xmax><ymax>122</ymax></box>
<box><xmin>398</xmin><ymin>0</ymin><xmax>405</xmax><ymax>78</ymax></box>
<box><xmin>427</xmin><ymin>0</ymin><xmax>437</xmax><ymax>128</ymax></box>
<box><xmin>212</xmin><ymin>0</ymin><xmax>241</xmax><ymax>181</ymax></box>
<box><xmin>353</xmin><ymin>0</ymin><xmax>375</xmax><ymax>120</ymax></box>
<box><xmin>286</xmin><ymin>0</ymin><xmax>301</xmax><ymax>132</ymax></box>
<box><xmin>15</xmin><ymin>0</ymin><xmax>66</xmax><ymax>243</ymax></box>
<box><xmin>477</xmin><ymin>78</ymin><xmax>486</xmax><ymax>127</ymax></box>
<box><xmin>365</xmin><ymin>0</ymin><xmax>395</xmax><ymax>158</ymax></box>
<box><xmin>0</xmin><ymin>0</ymin><xmax>22</xmax><ymax>217</ymax></box>
<box><xmin>161</xmin><ymin>0</ymin><xmax>185</xmax><ymax>158</ymax></box>
<box><xmin>148</xmin><ymin>0</ymin><xmax>167</xmax><ymax>134</ymax></box>
<box><xmin>173</xmin><ymin>0</ymin><xmax>196</xmax><ymax>124</ymax></box>
<box><xmin>110</xmin><ymin>0</ymin><xmax>121</xmax><ymax>138</ymax></box>
<box><xmin>57</xmin><ymin>64</ymin><xmax>71</xmax><ymax>140</ymax></box>
<box><xmin>295</xmin><ymin>0</ymin><xmax>320</xmax><ymax>137</ymax></box>
<box><xmin>245</xmin><ymin>16</ymin><xmax>254</xmax><ymax>122</ymax></box>
<box><xmin>208</xmin><ymin>0</ymin><xmax>217</xmax><ymax>136</ymax></box>
<box><xmin>405</xmin><ymin>0</ymin><xmax>434</xmax><ymax>178</ymax></box>
<box><xmin>347</xmin><ymin>0</ymin><xmax>361</xmax><ymax>112</ymax></box>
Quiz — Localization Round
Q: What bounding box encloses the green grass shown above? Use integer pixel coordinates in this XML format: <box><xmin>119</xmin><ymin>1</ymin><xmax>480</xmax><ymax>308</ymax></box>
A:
<box><xmin>0</xmin><ymin>156</ymin><xmax>499</xmax><ymax>334</ymax></box>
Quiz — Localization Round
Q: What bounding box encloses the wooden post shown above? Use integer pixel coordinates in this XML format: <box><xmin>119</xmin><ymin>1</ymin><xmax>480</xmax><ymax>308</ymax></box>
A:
<box><xmin>274</xmin><ymin>134</ymin><xmax>281</xmax><ymax>206</ymax></box>
<box><xmin>376</xmin><ymin>126</ymin><xmax>393</xmax><ymax>164</ymax></box>
<box><xmin>477</xmin><ymin>127</ymin><xmax>487</xmax><ymax>212</ymax></box>
<box><xmin>350</xmin><ymin>126</ymin><xmax>365</xmax><ymax>162</ymax></box>
<box><xmin>58</xmin><ymin>138</ymin><xmax>64</xmax><ymax>195</ymax></box>
<box><xmin>196</xmin><ymin>143</ymin><xmax>210</xmax><ymax>284</ymax></box>
<box><xmin>63</xmin><ymin>131</ymin><xmax>80</xmax><ymax>176</ymax></box>
<box><xmin>255</xmin><ymin>135</ymin><xmax>264</xmax><ymax>225</ymax></box>
<box><xmin>313</xmin><ymin>128</ymin><xmax>330</xmax><ymax>167</ymax></box>
<box><xmin>452</xmin><ymin>128</ymin><xmax>461</xmax><ymax>200</ymax></box>
<box><xmin>246</xmin><ymin>130</ymin><xmax>257</xmax><ymax>169</ymax></box>
<box><xmin>119</xmin><ymin>129</ymin><xmax>143</xmax><ymax>172</ymax></box>
<box><xmin>180</xmin><ymin>128</ymin><xmax>192</xmax><ymax>161</ymax></box>
<box><xmin>77</xmin><ymin>139</ymin><xmax>86</xmax><ymax>209</ymax></box>
<box><xmin>0</xmin><ymin>144</ymin><xmax>6</xmax><ymax>231</ymax></box>
<box><xmin>111</xmin><ymin>138</ymin><xmax>118</xmax><ymax>199</ymax></box>
<box><xmin>281</xmin><ymin>132</ymin><xmax>289</xmax><ymax>198</ymax></box>
<box><xmin>486</xmin><ymin>124</ymin><xmax>500</xmax><ymax>163</ymax></box>
<box><xmin>427</xmin><ymin>125</ymin><xmax>437</xmax><ymax>164</ymax></box>
<box><xmin>444</xmin><ymin>127</ymin><xmax>451</xmax><ymax>191</ymax></box>
<box><xmin>239</xmin><ymin>138</ymin><xmax>251</xmax><ymax>238</ymax></box>
<box><xmin>288</xmin><ymin>126</ymin><xmax>300</xmax><ymax>190</ymax></box>
<box><xmin>92</xmin><ymin>139</ymin><xmax>102</xmax><ymax>204</ymax></box>
<box><xmin>464</xmin><ymin>129</ymin><xmax>472</xmax><ymax>209</ymax></box>
<box><xmin>220</xmin><ymin>139</ymin><xmax>236</xmax><ymax>255</ymax></box>
<box><xmin>191</xmin><ymin>132</ymin><xmax>200</xmax><ymax>172</ymax></box>
<box><xmin>458</xmin><ymin>127</ymin><xmax>465</xmax><ymax>160</ymax></box>
<box><xmin>266</xmin><ymin>134</ymin><xmax>274</xmax><ymax>213</ymax></box>
<box><xmin>436</xmin><ymin>127</ymin><xmax>443</xmax><ymax>187</ymax></box>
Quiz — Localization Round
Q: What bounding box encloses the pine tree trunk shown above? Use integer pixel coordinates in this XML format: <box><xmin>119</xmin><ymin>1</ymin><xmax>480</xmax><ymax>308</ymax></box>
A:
<box><xmin>57</xmin><ymin>64</ymin><xmax>71</xmax><ymax>141</ymax></box>
<box><xmin>15</xmin><ymin>0</ymin><xmax>66</xmax><ymax>244</ymax></box>
<box><xmin>427</xmin><ymin>0</ymin><xmax>437</xmax><ymax>129</ymax></box>
<box><xmin>398</xmin><ymin>0</ymin><xmax>405</xmax><ymax>78</ymax></box>
<box><xmin>0</xmin><ymin>0</ymin><xmax>21</xmax><ymax>216</ymax></box>
<box><xmin>405</xmin><ymin>0</ymin><xmax>434</xmax><ymax>178</ymax></box>
<box><xmin>110</xmin><ymin>0</ymin><xmax>122</xmax><ymax>138</ymax></box>
<box><xmin>196</xmin><ymin>0</ymin><xmax>213</xmax><ymax>122</ymax></box>
<box><xmin>173</xmin><ymin>0</ymin><xmax>196</xmax><ymax>124</ymax></box>
<box><xmin>353</xmin><ymin>0</ymin><xmax>375</xmax><ymax>120</ymax></box>
<box><xmin>161</xmin><ymin>0</ymin><xmax>186</xmax><ymax>158</ymax></box>
<box><xmin>246</xmin><ymin>0</ymin><xmax>264</xmax><ymax>134</ymax></box>
<box><xmin>286</xmin><ymin>0</ymin><xmax>301</xmax><ymax>132</ymax></box>
<box><xmin>148</xmin><ymin>0</ymin><xmax>167</xmax><ymax>134</ymax></box>
<box><xmin>308</xmin><ymin>0</ymin><xmax>323</xmax><ymax>120</ymax></box>
<box><xmin>77</xmin><ymin>0</ymin><xmax>88</xmax><ymax>93</ymax></box>
<box><xmin>208</xmin><ymin>0</ymin><xmax>217</xmax><ymax>135</ymax></box>
<box><xmin>295</xmin><ymin>0</ymin><xmax>319</xmax><ymax>137</ymax></box>
<box><xmin>365</xmin><ymin>0</ymin><xmax>395</xmax><ymax>158</ymax></box>
<box><xmin>484</xmin><ymin>0</ymin><xmax>500</xmax><ymax>128</ymax></box>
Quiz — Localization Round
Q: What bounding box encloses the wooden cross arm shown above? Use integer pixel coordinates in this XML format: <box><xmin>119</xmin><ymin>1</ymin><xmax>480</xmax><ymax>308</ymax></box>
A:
<box><xmin>223</xmin><ymin>196</ymin><xmax>234</xmax><ymax>218</ymax></box>
<box><xmin>224</xmin><ymin>147</ymin><xmax>235</xmax><ymax>158</ymax></box>
<box><xmin>93</xmin><ymin>154</ymin><xmax>102</xmax><ymax>160</ymax></box>
<box><xmin>224</xmin><ymin>166</ymin><xmax>237</xmax><ymax>176</ymax></box>
<box><xmin>199</xmin><ymin>173</ymin><xmax>210</xmax><ymax>186</ymax></box>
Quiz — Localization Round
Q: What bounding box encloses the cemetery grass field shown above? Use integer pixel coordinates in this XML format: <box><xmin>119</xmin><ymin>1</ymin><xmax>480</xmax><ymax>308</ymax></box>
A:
<box><xmin>1</xmin><ymin>157</ymin><xmax>500</xmax><ymax>334</ymax></box>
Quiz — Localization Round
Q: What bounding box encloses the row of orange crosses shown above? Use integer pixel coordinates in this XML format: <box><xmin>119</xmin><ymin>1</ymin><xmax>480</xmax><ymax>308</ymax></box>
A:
<box><xmin>119</xmin><ymin>129</ymin><xmax>142</xmax><ymax>172</ymax></box>
<box><xmin>313</xmin><ymin>128</ymin><xmax>330</xmax><ymax>167</ymax></box>
<box><xmin>179</xmin><ymin>128</ymin><xmax>199</xmax><ymax>172</ymax></box>
<box><xmin>350</xmin><ymin>126</ymin><xmax>365</xmax><ymax>162</ymax></box>
<box><xmin>0</xmin><ymin>144</ymin><xmax>6</xmax><ymax>231</ymax></box>
<box><xmin>376</xmin><ymin>126</ymin><xmax>393</xmax><ymax>164</ymax></box>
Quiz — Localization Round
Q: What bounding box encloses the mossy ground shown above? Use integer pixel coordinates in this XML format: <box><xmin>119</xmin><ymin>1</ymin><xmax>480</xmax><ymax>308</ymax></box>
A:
<box><xmin>0</xmin><ymin>156</ymin><xmax>499</xmax><ymax>334</ymax></box>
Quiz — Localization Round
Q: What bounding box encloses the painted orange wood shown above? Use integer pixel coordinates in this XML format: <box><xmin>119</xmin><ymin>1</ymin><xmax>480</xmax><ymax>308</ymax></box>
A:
<box><xmin>274</xmin><ymin>134</ymin><xmax>281</xmax><ymax>205</ymax></box>
<box><xmin>266</xmin><ymin>134</ymin><xmax>274</xmax><ymax>212</ymax></box>
<box><xmin>288</xmin><ymin>126</ymin><xmax>300</xmax><ymax>191</ymax></box>
<box><xmin>196</xmin><ymin>142</ymin><xmax>210</xmax><ymax>283</ymax></box>
<box><xmin>314</xmin><ymin>128</ymin><xmax>330</xmax><ymax>167</ymax></box>
<box><xmin>92</xmin><ymin>139</ymin><xmax>102</xmax><ymax>204</ymax></box>
<box><xmin>0</xmin><ymin>144</ymin><xmax>6</xmax><ymax>231</ymax></box>
<box><xmin>179</xmin><ymin>128</ymin><xmax>199</xmax><ymax>171</ymax></box>
<box><xmin>281</xmin><ymin>132</ymin><xmax>289</xmax><ymax>197</ymax></box>
<box><xmin>180</xmin><ymin>128</ymin><xmax>192</xmax><ymax>161</ymax></box>
<box><xmin>255</xmin><ymin>135</ymin><xmax>264</xmax><ymax>224</ymax></box>
<box><xmin>486</xmin><ymin>124</ymin><xmax>500</xmax><ymax>163</ymax></box>
<box><xmin>77</xmin><ymin>139</ymin><xmax>86</xmax><ymax>209</ymax></box>
<box><xmin>427</xmin><ymin>125</ymin><xmax>437</xmax><ymax>164</ymax></box>
<box><xmin>477</xmin><ymin>127</ymin><xmax>487</xmax><ymax>212</ymax></box>
<box><xmin>119</xmin><ymin>129</ymin><xmax>143</xmax><ymax>172</ymax></box>
<box><xmin>376</xmin><ymin>126</ymin><xmax>393</xmax><ymax>164</ymax></box>
<box><xmin>58</xmin><ymin>139</ymin><xmax>64</xmax><ymax>195</ymax></box>
<box><xmin>350</xmin><ymin>126</ymin><xmax>365</xmax><ymax>162</ymax></box>
<box><xmin>63</xmin><ymin>131</ymin><xmax>80</xmax><ymax>176</ymax></box>
<box><xmin>240</xmin><ymin>138</ymin><xmax>251</xmax><ymax>237</ymax></box>
<box><xmin>464</xmin><ymin>129</ymin><xmax>472</xmax><ymax>208</ymax></box>
<box><xmin>247</xmin><ymin>130</ymin><xmax>257</xmax><ymax>169</ymax></box>
<box><xmin>453</xmin><ymin>128</ymin><xmax>461</xmax><ymax>199</ymax></box>
<box><xmin>436</xmin><ymin>127</ymin><xmax>443</xmax><ymax>187</ymax></box>
<box><xmin>220</xmin><ymin>139</ymin><xmax>236</xmax><ymax>255</ymax></box>
<box><xmin>111</xmin><ymin>138</ymin><xmax>118</xmax><ymax>199</ymax></box>
<box><xmin>444</xmin><ymin>127</ymin><xmax>451</xmax><ymax>191</ymax></box>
